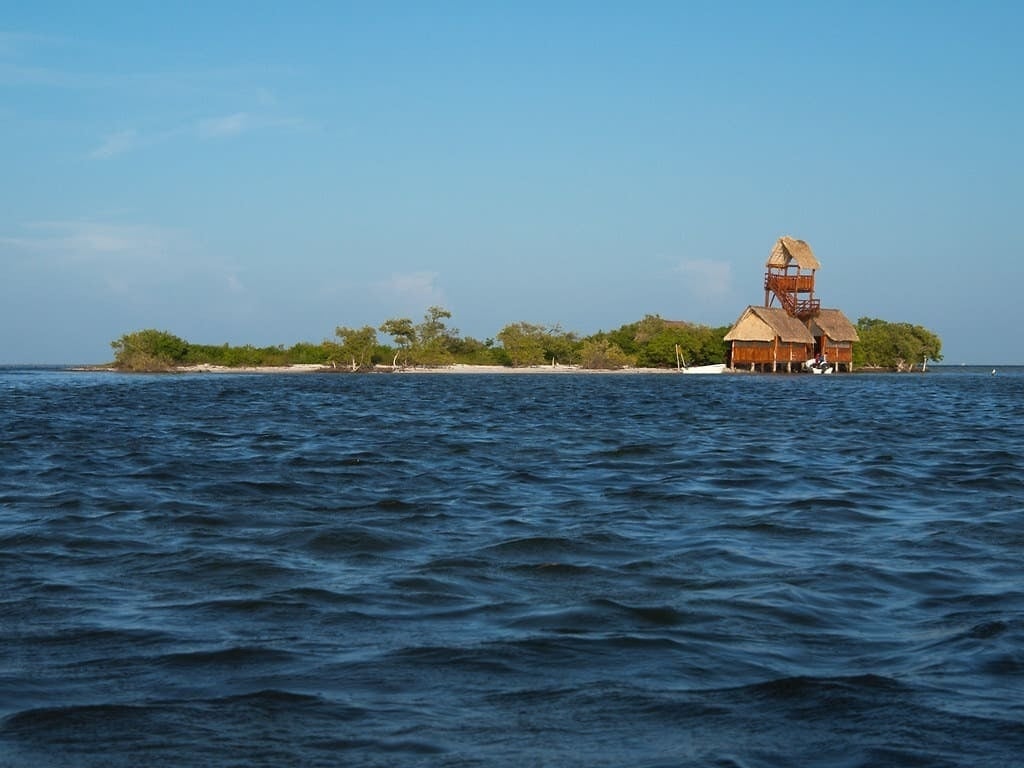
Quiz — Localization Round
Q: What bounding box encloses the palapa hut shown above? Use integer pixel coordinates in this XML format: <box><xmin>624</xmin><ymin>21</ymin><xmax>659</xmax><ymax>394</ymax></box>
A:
<box><xmin>724</xmin><ymin>235</ymin><xmax>859</xmax><ymax>372</ymax></box>
<box><xmin>808</xmin><ymin>308</ymin><xmax>860</xmax><ymax>372</ymax></box>
<box><xmin>724</xmin><ymin>306</ymin><xmax>815</xmax><ymax>372</ymax></box>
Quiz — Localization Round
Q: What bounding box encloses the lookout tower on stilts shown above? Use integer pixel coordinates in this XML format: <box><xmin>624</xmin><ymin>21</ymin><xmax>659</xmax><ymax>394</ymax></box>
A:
<box><xmin>725</xmin><ymin>235</ymin><xmax>859</xmax><ymax>372</ymax></box>
<box><xmin>764</xmin><ymin>236</ymin><xmax>820</xmax><ymax>321</ymax></box>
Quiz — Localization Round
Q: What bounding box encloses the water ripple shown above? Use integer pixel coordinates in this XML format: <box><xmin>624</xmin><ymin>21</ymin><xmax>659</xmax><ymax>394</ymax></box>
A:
<box><xmin>2</xmin><ymin>367</ymin><xmax>1023</xmax><ymax>766</ymax></box>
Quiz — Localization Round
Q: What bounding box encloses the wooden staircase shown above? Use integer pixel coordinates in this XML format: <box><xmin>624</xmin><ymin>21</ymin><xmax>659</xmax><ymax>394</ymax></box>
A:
<box><xmin>764</xmin><ymin>273</ymin><xmax>820</xmax><ymax>319</ymax></box>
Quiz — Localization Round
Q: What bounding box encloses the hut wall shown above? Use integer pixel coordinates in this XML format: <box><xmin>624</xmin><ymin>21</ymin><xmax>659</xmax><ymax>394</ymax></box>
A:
<box><xmin>823</xmin><ymin>340</ymin><xmax>853</xmax><ymax>364</ymax></box>
<box><xmin>776</xmin><ymin>342</ymin><xmax>812</xmax><ymax>364</ymax></box>
<box><xmin>730</xmin><ymin>341</ymin><xmax>811</xmax><ymax>366</ymax></box>
<box><xmin>729</xmin><ymin>341</ymin><xmax>773</xmax><ymax>365</ymax></box>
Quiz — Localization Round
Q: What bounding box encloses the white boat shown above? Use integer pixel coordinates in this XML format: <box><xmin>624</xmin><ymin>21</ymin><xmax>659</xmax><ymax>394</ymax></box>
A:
<box><xmin>681</xmin><ymin>363</ymin><xmax>727</xmax><ymax>375</ymax></box>
<box><xmin>675</xmin><ymin>345</ymin><xmax>726</xmax><ymax>374</ymax></box>
<box><xmin>803</xmin><ymin>358</ymin><xmax>833</xmax><ymax>375</ymax></box>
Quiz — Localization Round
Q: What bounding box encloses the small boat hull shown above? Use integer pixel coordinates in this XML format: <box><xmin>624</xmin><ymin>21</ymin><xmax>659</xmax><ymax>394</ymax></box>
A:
<box><xmin>681</xmin><ymin>363</ymin><xmax>727</xmax><ymax>375</ymax></box>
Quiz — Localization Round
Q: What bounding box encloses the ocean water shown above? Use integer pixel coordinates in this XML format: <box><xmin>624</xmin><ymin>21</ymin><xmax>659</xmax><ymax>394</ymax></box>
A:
<box><xmin>1</xmin><ymin>366</ymin><xmax>1022</xmax><ymax>767</ymax></box>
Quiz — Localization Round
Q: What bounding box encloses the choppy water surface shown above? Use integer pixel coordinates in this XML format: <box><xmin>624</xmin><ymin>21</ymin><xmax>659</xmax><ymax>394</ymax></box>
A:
<box><xmin>2</xmin><ymin>367</ymin><xmax>1022</xmax><ymax>767</ymax></box>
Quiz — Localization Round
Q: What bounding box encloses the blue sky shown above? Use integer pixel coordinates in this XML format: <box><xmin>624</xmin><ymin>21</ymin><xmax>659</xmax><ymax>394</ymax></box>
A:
<box><xmin>2</xmin><ymin>2</ymin><xmax>1021</xmax><ymax>364</ymax></box>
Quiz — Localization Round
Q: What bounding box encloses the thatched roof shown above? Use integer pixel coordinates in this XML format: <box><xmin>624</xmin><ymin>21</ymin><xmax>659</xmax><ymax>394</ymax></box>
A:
<box><xmin>723</xmin><ymin>306</ymin><xmax>815</xmax><ymax>343</ymax></box>
<box><xmin>810</xmin><ymin>309</ymin><xmax>860</xmax><ymax>342</ymax></box>
<box><xmin>765</xmin><ymin>236</ymin><xmax>820</xmax><ymax>270</ymax></box>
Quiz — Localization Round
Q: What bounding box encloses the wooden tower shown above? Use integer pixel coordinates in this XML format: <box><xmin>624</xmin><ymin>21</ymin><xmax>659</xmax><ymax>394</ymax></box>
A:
<box><xmin>764</xmin><ymin>236</ymin><xmax>820</xmax><ymax>320</ymax></box>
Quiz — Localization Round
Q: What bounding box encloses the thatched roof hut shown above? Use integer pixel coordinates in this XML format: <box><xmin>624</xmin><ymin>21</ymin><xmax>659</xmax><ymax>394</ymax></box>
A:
<box><xmin>808</xmin><ymin>308</ymin><xmax>859</xmax><ymax>371</ymax></box>
<box><xmin>766</xmin><ymin>236</ymin><xmax>821</xmax><ymax>270</ymax></box>
<box><xmin>724</xmin><ymin>306</ymin><xmax>815</xmax><ymax>372</ymax></box>
<box><xmin>810</xmin><ymin>309</ymin><xmax>859</xmax><ymax>343</ymax></box>
<box><xmin>724</xmin><ymin>306</ymin><xmax>815</xmax><ymax>344</ymax></box>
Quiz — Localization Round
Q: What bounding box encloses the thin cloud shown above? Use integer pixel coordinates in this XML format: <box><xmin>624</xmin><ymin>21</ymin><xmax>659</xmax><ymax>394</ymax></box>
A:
<box><xmin>197</xmin><ymin>112</ymin><xmax>251</xmax><ymax>138</ymax></box>
<box><xmin>196</xmin><ymin>111</ymin><xmax>313</xmax><ymax>138</ymax></box>
<box><xmin>254</xmin><ymin>87</ymin><xmax>277</xmax><ymax>107</ymax></box>
<box><xmin>1</xmin><ymin>218</ymin><xmax>249</xmax><ymax>305</ymax></box>
<box><xmin>0</xmin><ymin>31</ymin><xmax>72</xmax><ymax>76</ymax></box>
<box><xmin>373</xmin><ymin>271</ymin><xmax>447</xmax><ymax>309</ymax></box>
<box><xmin>0</xmin><ymin>61</ymin><xmax>83</xmax><ymax>88</ymax></box>
<box><xmin>10</xmin><ymin>37</ymin><xmax>317</xmax><ymax>160</ymax></box>
<box><xmin>90</xmin><ymin>129</ymin><xmax>140</xmax><ymax>159</ymax></box>
<box><xmin>675</xmin><ymin>259</ymin><xmax>733</xmax><ymax>298</ymax></box>
<box><xmin>2</xmin><ymin>219</ymin><xmax>169</xmax><ymax>262</ymax></box>
<box><xmin>225</xmin><ymin>272</ymin><xmax>247</xmax><ymax>294</ymax></box>
<box><xmin>89</xmin><ymin>110</ymin><xmax>311</xmax><ymax>159</ymax></box>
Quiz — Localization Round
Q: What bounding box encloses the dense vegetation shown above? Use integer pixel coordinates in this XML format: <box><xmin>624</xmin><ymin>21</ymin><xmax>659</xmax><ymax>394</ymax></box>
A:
<box><xmin>109</xmin><ymin>309</ymin><xmax>729</xmax><ymax>372</ymax></box>
<box><xmin>853</xmin><ymin>317</ymin><xmax>943</xmax><ymax>370</ymax></box>
<box><xmin>109</xmin><ymin>309</ymin><xmax>942</xmax><ymax>373</ymax></box>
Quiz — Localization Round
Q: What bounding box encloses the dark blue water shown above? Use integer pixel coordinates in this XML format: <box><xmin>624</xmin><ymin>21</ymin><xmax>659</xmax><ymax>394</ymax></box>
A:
<box><xmin>2</xmin><ymin>367</ymin><xmax>1022</xmax><ymax>767</ymax></box>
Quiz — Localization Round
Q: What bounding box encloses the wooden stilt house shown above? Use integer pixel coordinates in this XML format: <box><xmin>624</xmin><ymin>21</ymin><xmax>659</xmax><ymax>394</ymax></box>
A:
<box><xmin>808</xmin><ymin>309</ymin><xmax>860</xmax><ymax>372</ymax></box>
<box><xmin>724</xmin><ymin>306</ymin><xmax>815</xmax><ymax>372</ymax></box>
<box><xmin>724</xmin><ymin>235</ymin><xmax>858</xmax><ymax>372</ymax></box>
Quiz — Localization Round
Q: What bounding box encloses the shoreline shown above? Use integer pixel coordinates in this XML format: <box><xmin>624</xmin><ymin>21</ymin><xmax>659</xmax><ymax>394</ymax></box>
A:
<box><xmin>392</xmin><ymin>363</ymin><xmax>682</xmax><ymax>375</ymax></box>
<box><xmin>178</xmin><ymin>363</ymin><xmax>686</xmax><ymax>375</ymax></box>
<box><xmin>69</xmin><ymin>363</ymin><xmax>944</xmax><ymax>375</ymax></box>
<box><xmin>79</xmin><ymin>363</ymin><xmax>700</xmax><ymax>375</ymax></box>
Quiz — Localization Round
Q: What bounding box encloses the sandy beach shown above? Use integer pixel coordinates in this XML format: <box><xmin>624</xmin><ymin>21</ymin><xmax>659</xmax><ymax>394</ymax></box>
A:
<box><xmin>393</xmin><ymin>363</ymin><xmax>681</xmax><ymax>375</ymax></box>
<box><xmin>170</xmin><ymin>363</ymin><xmax>686</xmax><ymax>375</ymax></box>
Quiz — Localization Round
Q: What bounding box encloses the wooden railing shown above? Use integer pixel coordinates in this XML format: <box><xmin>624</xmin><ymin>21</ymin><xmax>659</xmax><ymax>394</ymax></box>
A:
<box><xmin>764</xmin><ymin>273</ymin><xmax>820</xmax><ymax>318</ymax></box>
<box><xmin>764</xmin><ymin>273</ymin><xmax>815</xmax><ymax>292</ymax></box>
